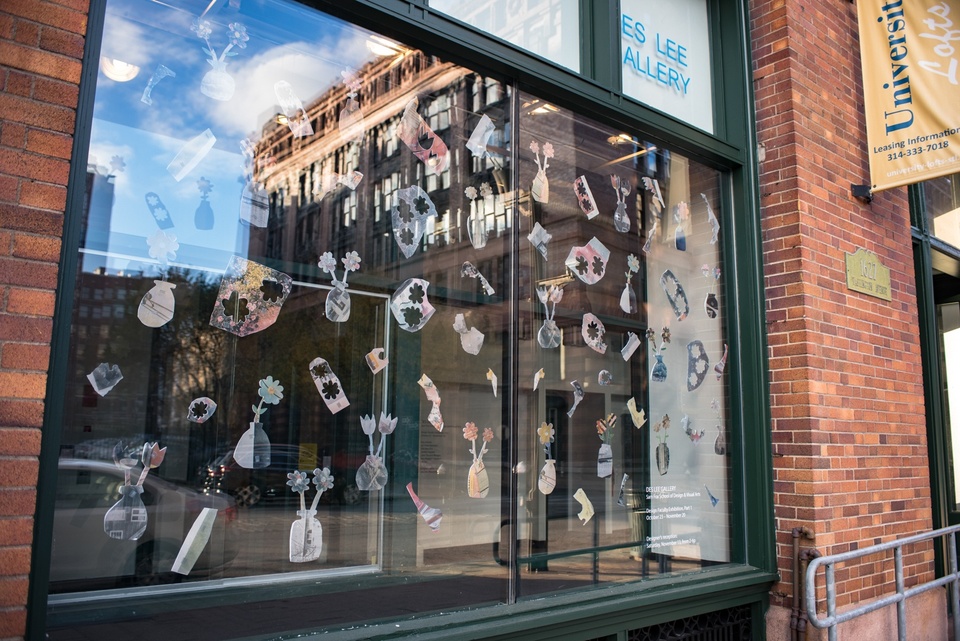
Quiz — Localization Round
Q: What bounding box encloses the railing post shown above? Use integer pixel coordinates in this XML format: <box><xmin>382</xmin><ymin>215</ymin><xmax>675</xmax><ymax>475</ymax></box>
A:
<box><xmin>950</xmin><ymin>531</ymin><xmax>959</xmax><ymax>641</ymax></box>
<box><xmin>894</xmin><ymin>546</ymin><xmax>905</xmax><ymax>641</ymax></box>
<box><xmin>826</xmin><ymin>563</ymin><xmax>837</xmax><ymax>641</ymax></box>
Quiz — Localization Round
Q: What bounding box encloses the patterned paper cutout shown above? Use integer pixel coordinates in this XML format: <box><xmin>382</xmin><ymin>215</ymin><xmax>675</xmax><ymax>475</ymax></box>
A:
<box><xmin>104</xmin><ymin>442</ymin><xmax>165</xmax><ymax>541</ymax></box>
<box><xmin>467</xmin><ymin>114</ymin><xmax>496</xmax><ymax>156</ymax></box>
<box><xmin>309</xmin><ymin>357</ymin><xmax>349</xmax><ymax>414</ymax></box>
<box><xmin>464</xmin><ymin>423</ymin><xmax>495</xmax><ymax>498</ymax></box>
<box><xmin>567</xmin><ymin>380</ymin><xmax>584</xmax><ymax>418</ymax></box>
<box><xmin>654</xmin><ymin>414</ymin><xmax>671</xmax><ymax>475</ymax></box>
<box><xmin>390</xmin><ymin>278</ymin><xmax>435</xmax><ymax>332</ymax></box>
<box><xmin>314</xmin><ymin>171</ymin><xmax>363</xmax><ymax>200</ymax></box>
<box><xmin>686</xmin><ymin>340</ymin><xmax>710</xmax><ymax>391</ymax></box>
<box><xmin>527</xmin><ymin>222</ymin><xmax>552</xmax><ymax>259</ymax></box>
<box><xmin>682</xmin><ymin>415</ymin><xmax>704</xmax><ymax>443</ymax></box>
<box><xmin>486</xmin><ymin>368</ymin><xmax>498</xmax><ymax>397</ymax></box>
<box><xmin>167</xmin><ymin>128</ymin><xmax>216</xmax><ymax>182</ymax></box>
<box><xmin>187</xmin><ymin>397</ymin><xmax>217</xmax><ymax>424</ymax></box>
<box><xmin>621</xmin><ymin>254</ymin><xmax>640</xmax><ymax>313</ymax></box>
<box><xmin>172</xmin><ymin>508</ymin><xmax>216</xmax><ymax>574</ymax></box>
<box><xmin>673</xmin><ymin>201</ymin><xmax>690</xmax><ymax>251</ymax></box>
<box><xmin>565</xmin><ymin>237</ymin><xmax>610</xmax><ymax>285</ymax></box>
<box><xmin>659</xmin><ymin>269</ymin><xmax>689</xmax><ymax>321</ymax></box>
<box><xmin>141</xmin><ymin>64</ymin><xmax>175</xmax><ymax>105</ymax></box>
<box><xmin>464</xmin><ymin>185</ymin><xmax>490</xmax><ymax>249</ymax></box>
<box><xmin>534</xmin><ymin>368</ymin><xmax>545</xmax><ymax>390</ymax></box>
<box><xmin>701</xmin><ymin>192</ymin><xmax>720</xmax><ymax>245</ymax></box>
<box><xmin>611</xmin><ymin>174</ymin><xmax>632</xmax><ymax>232</ymax></box>
<box><xmin>234</xmin><ymin>376</ymin><xmax>283</xmax><ymax>469</ymax></box>
<box><xmin>581</xmin><ymin>313</ymin><xmax>607</xmax><ymax>354</ymax></box>
<box><xmin>453</xmin><ymin>314</ymin><xmax>484</xmax><ymax>355</ymax></box>
<box><xmin>598</xmin><ymin>370</ymin><xmax>613</xmax><ymax>386</ymax></box>
<box><xmin>398</xmin><ymin>97</ymin><xmax>448</xmax><ymax>175</ymax></box>
<box><xmin>146</xmin><ymin>229</ymin><xmax>179</xmax><ymax>266</ymax></box>
<box><xmin>573</xmin><ymin>488</ymin><xmax>594</xmax><ymax>524</ymax></box>
<box><xmin>538</xmin><ymin>421</ymin><xmax>556</xmax><ymax>495</ymax></box>
<box><xmin>596</xmin><ymin>413</ymin><xmax>616</xmax><ymax>478</ymax></box>
<box><xmin>365</xmin><ymin>347</ymin><xmax>388</xmax><ymax>373</ymax></box>
<box><xmin>419</xmin><ymin>374</ymin><xmax>443</xmax><ymax>432</ymax></box>
<box><xmin>621</xmin><ymin>331</ymin><xmax>641</xmax><ymax>361</ymax></box>
<box><xmin>712</xmin><ymin>399</ymin><xmax>727</xmax><ymax>455</ymax></box>
<box><xmin>407</xmin><ymin>483</ymin><xmax>443</xmax><ymax>532</ymax></box>
<box><xmin>274</xmin><ymin>81</ymin><xmax>314</xmax><ymax>138</ymax></box>
<box><xmin>573</xmin><ymin>175</ymin><xmax>599</xmax><ymax>219</ymax></box>
<box><xmin>462</xmin><ymin>261</ymin><xmax>495</xmax><ymax>296</ymax></box>
<box><xmin>209</xmin><ymin>256</ymin><xmax>292</xmax><ymax>337</ymax></box>
<box><xmin>627</xmin><ymin>398</ymin><xmax>646</xmax><ymax>429</ymax></box>
<box><xmin>287</xmin><ymin>468</ymin><xmax>332</xmax><ymax>562</ymax></box>
<box><xmin>702</xmin><ymin>264</ymin><xmax>721</xmax><ymax>319</ymax></box>
<box><xmin>392</xmin><ymin>185</ymin><xmax>438</xmax><ymax>258</ymax></box>
<box><xmin>357</xmin><ymin>412</ymin><xmax>396</xmax><ymax>491</ymax></box>
<box><xmin>144</xmin><ymin>192</ymin><xmax>174</xmax><ymax>229</ymax></box>
<box><xmin>87</xmin><ymin>363</ymin><xmax>123</xmax><ymax>396</ymax></box>
<box><xmin>715</xmin><ymin>343</ymin><xmax>728</xmax><ymax>380</ymax></box>
<box><xmin>138</xmin><ymin>280</ymin><xmax>176</xmax><ymax>328</ymax></box>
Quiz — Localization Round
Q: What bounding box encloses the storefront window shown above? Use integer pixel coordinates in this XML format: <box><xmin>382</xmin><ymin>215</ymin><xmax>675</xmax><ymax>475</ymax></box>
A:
<box><xmin>46</xmin><ymin>0</ymin><xmax>732</xmax><ymax>636</ymax></box>
<box><xmin>430</xmin><ymin>0</ymin><xmax>580</xmax><ymax>73</ymax></box>
<box><xmin>925</xmin><ymin>172</ymin><xmax>960</xmax><ymax>249</ymax></box>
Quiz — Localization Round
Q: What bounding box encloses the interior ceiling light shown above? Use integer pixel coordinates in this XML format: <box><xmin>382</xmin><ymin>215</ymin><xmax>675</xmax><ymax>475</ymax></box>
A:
<box><xmin>100</xmin><ymin>57</ymin><xmax>140</xmax><ymax>82</ymax></box>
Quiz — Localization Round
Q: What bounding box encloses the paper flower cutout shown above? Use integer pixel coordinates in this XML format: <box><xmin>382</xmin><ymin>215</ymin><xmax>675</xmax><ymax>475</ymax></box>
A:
<box><xmin>147</xmin><ymin>229</ymin><xmax>179</xmax><ymax>265</ymax></box>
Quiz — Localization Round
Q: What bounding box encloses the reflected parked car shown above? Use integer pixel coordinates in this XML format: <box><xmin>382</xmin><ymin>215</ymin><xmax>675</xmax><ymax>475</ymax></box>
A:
<box><xmin>202</xmin><ymin>445</ymin><xmax>364</xmax><ymax>507</ymax></box>
<box><xmin>50</xmin><ymin>458</ymin><xmax>239</xmax><ymax>592</ymax></box>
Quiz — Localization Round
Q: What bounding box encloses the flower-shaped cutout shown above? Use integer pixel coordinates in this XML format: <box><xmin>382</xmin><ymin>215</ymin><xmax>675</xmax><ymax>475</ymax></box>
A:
<box><xmin>191</xmin><ymin>18</ymin><xmax>212</xmax><ymax>40</ymax></box>
<box><xmin>227</xmin><ymin>22</ymin><xmax>248</xmax><ymax>48</ymax></box>
<box><xmin>482</xmin><ymin>427</ymin><xmax>494</xmax><ymax>443</ymax></box>
<box><xmin>463</xmin><ymin>422</ymin><xmax>478</xmax><ymax>441</ymax></box>
<box><xmin>342</xmin><ymin>251</ymin><xmax>361</xmax><ymax>272</ymax></box>
<box><xmin>538</xmin><ymin>422</ymin><xmax>555</xmax><ymax>445</ymax></box>
<box><xmin>259</xmin><ymin>376</ymin><xmax>284</xmax><ymax>404</ymax></box>
<box><xmin>464</xmin><ymin>186</ymin><xmax>478</xmax><ymax>200</ymax></box>
<box><xmin>318</xmin><ymin>251</ymin><xmax>337</xmax><ymax>272</ymax></box>
<box><xmin>147</xmin><ymin>229</ymin><xmax>179</xmax><ymax>264</ymax></box>
<box><xmin>287</xmin><ymin>470</ymin><xmax>309</xmax><ymax>493</ymax></box>
<box><xmin>628</xmin><ymin>254</ymin><xmax>640</xmax><ymax>273</ymax></box>
<box><xmin>313</xmin><ymin>467</ymin><xmax>334</xmax><ymax>491</ymax></box>
<box><xmin>321</xmin><ymin>380</ymin><xmax>341</xmax><ymax>400</ymax></box>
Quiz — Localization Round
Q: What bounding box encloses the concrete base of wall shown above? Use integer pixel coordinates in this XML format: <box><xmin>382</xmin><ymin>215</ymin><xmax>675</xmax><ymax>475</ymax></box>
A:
<box><xmin>766</xmin><ymin>588</ymin><xmax>947</xmax><ymax>641</ymax></box>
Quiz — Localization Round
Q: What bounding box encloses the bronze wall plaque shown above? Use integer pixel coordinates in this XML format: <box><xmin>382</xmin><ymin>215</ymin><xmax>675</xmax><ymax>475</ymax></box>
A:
<box><xmin>845</xmin><ymin>248</ymin><xmax>892</xmax><ymax>301</ymax></box>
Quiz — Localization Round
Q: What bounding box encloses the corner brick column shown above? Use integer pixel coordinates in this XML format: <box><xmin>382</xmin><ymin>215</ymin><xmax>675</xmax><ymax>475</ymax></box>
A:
<box><xmin>750</xmin><ymin>0</ymin><xmax>934</xmax><ymax>635</ymax></box>
<box><xmin>0</xmin><ymin>1</ymin><xmax>88</xmax><ymax>639</ymax></box>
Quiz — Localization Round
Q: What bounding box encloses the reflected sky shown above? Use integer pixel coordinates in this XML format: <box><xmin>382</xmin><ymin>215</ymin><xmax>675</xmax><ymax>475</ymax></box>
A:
<box><xmin>88</xmin><ymin>0</ymin><xmax>377</xmax><ymax>272</ymax></box>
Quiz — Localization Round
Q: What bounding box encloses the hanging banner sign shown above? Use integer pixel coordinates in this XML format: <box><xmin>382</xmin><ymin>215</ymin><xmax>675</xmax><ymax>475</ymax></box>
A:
<box><xmin>859</xmin><ymin>0</ymin><xmax>960</xmax><ymax>192</ymax></box>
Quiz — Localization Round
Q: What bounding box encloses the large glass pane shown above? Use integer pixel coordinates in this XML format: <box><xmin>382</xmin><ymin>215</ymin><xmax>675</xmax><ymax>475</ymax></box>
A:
<box><xmin>431</xmin><ymin>0</ymin><xmax>580</xmax><ymax>73</ymax></box>
<box><xmin>516</xmin><ymin>92</ymin><xmax>731</xmax><ymax>597</ymax></box>
<box><xmin>50</xmin><ymin>0</ymin><xmax>512</xmax><ymax>635</ymax></box>
<box><xmin>925</xmin><ymin>172</ymin><xmax>960</xmax><ymax>249</ymax></box>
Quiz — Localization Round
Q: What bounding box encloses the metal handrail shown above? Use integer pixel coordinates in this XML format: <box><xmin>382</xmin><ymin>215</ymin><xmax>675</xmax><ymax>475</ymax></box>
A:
<box><xmin>804</xmin><ymin>524</ymin><xmax>960</xmax><ymax>641</ymax></box>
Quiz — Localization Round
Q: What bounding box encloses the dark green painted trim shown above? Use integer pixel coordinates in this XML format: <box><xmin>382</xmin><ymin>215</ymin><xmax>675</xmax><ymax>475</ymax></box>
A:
<box><xmin>26</xmin><ymin>1</ymin><xmax>108</xmax><ymax>639</ymax></box>
<box><xmin>234</xmin><ymin>565</ymin><xmax>776</xmax><ymax>641</ymax></box>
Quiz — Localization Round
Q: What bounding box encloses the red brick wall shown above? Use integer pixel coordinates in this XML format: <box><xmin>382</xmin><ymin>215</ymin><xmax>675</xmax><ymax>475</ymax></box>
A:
<box><xmin>0</xmin><ymin>1</ymin><xmax>88</xmax><ymax>639</ymax></box>
<box><xmin>750</xmin><ymin>0</ymin><xmax>933</xmax><ymax>616</ymax></box>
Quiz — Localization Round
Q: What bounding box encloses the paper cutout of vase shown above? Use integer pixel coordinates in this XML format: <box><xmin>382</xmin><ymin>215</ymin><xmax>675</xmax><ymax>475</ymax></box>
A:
<box><xmin>200</xmin><ymin>57</ymin><xmax>234</xmax><ymax>101</ymax></box>
<box><xmin>527</xmin><ymin>222</ymin><xmax>552</xmax><ymax>259</ymax></box>
<box><xmin>104</xmin><ymin>442</ymin><xmax>165</xmax><ymax>541</ymax></box>
<box><xmin>701</xmin><ymin>192</ymin><xmax>721</xmax><ymax>244</ymax></box>
<box><xmin>274</xmin><ymin>81</ymin><xmax>314</xmax><ymax>138</ymax></box>
<box><xmin>536</xmin><ymin>284</ymin><xmax>563</xmax><ymax>348</ymax></box>
<box><xmin>318</xmin><ymin>251</ymin><xmax>361</xmax><ymax>323</ymax></box>
<box><xmin>234</xmin><ymin>422</ymin><xmax>271</xmax><ymax>469</ymax></box>
<box><xmin>538</xmin><ymin>459</ymin><xmax>557</xmax><ymax>495</ymax></box>
<box><xmin>209</xmin><ymin>256</ymin><xmax>292</xmax><ymax>337</ymax></box>
<box><xmin>464</xmin><ymin>423</ymin><xmax>495</xmax><ymax>499</ymax></box>
<box><xmin>138</xmin><ymin>280</ymin><xmax>176</xmax><ymax>328</ymax></box>
<box><xmin>356</xmin><ymin>413</ymin><xmax>396</xmax><ymax>491</ymax></box>
<box><xmin>407</xmin><ymin>483</ymin><xmax>443</xmax><ymax>532</ymax></box>
<box><xmin>194</xmin><ymin>176</ymin><xmax>214</xmax><ymax>230</ymax></box>
<box><xmin>529</xmin><ymin>139</ymin><xmax>553</xmax><ymax>203</ymax></box>
<box><xmin>287</xmin><ymin>468</ymin><xmax>333</xmax><ymax>563</ymax></box>
<box><xmin>653</xmin><ymin>414</ymin><xmax>670</xmax><ymax>476</ymax></box>
<box><xmin>647</xmin><ymin>326</ymin><xmax>671</xmax><ymax>383</ymax></box>
<box><xmin>596</xmin><ymin>414</ymin><xmax>616</xmax><ymax>478</ymax></box>
<box><xmin>466</xmin><ymin>114</ymin><xmax>495</xmax><ymax>156</ymax></box>
<box><xmin>392</xmin><ymin>185</ymin><xmax>438</xmax><ymax>258</ymax></box>
<box><xmin>621</xmin><ymin>254</ymin><xmax>640</xmax><ymax>314</ymax></box>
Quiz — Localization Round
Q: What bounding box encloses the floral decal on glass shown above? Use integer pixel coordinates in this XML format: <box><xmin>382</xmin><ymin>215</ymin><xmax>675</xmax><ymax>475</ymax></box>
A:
<box><xmin>537</xmin><ymin>422</ymin><xmax>557</xmax><ymax>495</ymax></box>
<box><xmin>464</xmin><ymin>423</ymin><xmax>495</xmax><ymax>498</ymax></box>
<box><xmin>595</xmin><ymin>414</ymin><xmax>616</xmax><ymax>478</ymax></box>
<box><xmin>397</xmin><ymin>97</ymin><xmax>448</xmax><ymax>175</ymax></box>
<box><xmin>233</xmin><ymin>376</ymin><xmax>283</xmax><ymax>469</ymax></box>
<box><xmin>192</xmin><ymin>19</ymin><xmax>247</xmax><ymax>101</ymax></box>
<box><xmin>104</xmin><ymin>441</ymin><xmax>166</xmax><ymax>541</ymax></box>
<box><xmin>356</xmin><ymin>412</ymin><xmax>397</xmax><ymax>491</ymax></box>
<box><xmin>209</xmin><ymin>256</ymin><xmax>292</xmax><ymax>337</ymax></box>
<box><xmin>318</xmin><ymin>250</ymin><xmax>361</xmax><ymax>322</ymax></box>
<box><xmin>530</xmin><ymin>139</ymin><xmax>553</xmax><ymax>203</ymax></box>
<box><xmin>392</xmin><ymin>185</ymin><xmax>438</xmax><ymax>258</ymax></box>
<box><xmin>288</xmin><ymin>467</ymin><xmax>334</xmax><ymax>562</ymax></box>
<box><xmin>648</xmin><ymin>326</ymin><xmax>671</xmax><ymax>383</ymax></box>
<box><xmin>564</xmin><ymin>237</ymin><xmax>610</xmax><ymax>285</ymax></box>
<box><xmin>390</xmin><ymin>278</ymin><xmax>435</xmax><ymax>332</ymax></box>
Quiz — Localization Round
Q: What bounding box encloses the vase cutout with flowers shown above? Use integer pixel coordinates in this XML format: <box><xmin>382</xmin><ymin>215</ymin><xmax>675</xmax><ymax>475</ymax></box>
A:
<box><xmin>620</xmin><ymin>254</ymin><xmax>639</xmax><ymax>314</ymax></box>
<box><xmin>191</xmin><ymin>19</ymin><xmax>249</xmax><ymax>102</ymax></box>
<box><xmin>464</xmin><ymin>183</ymin><xmax>493</xmax><ymax>249</ymax></box>
<box><xmin>356</xmin><ymin>412</ymin><xmax>397</xmax><ymax>491</ymax></box>
<box><xmin>463</xmin><ymin>423</ymin><xmax>495</xmax><ymax>498</ymax></box>
<box><xmin>536</xmin><ymin>284</ymin><xmax>563</xmax><ymax>349</ymax></box>
<box><xmin>104</xmin><ymin>442</ymin><xmax>166</xmax><ymax>541</ymax></box>
<box><xmin>654</xmin><ymin>414</ymin><xmax>671</xmax><ymax>476</ymax></box>
<box><xmin>234</xmin><ymin>376</ymin><xmax>283</xmax><ymax>469</ymax></box>
<box><xmin>702</xmin><ymin>264</ymin><xmax>721</xmax><ymax>319</ymax></box>
<box><xmin>195</xmin><ymin>176</ymin><xmax>214</xmax><ymax>230</ymax></box>
<box><xmin>648</xmin><ymin>326</ymin><xmax>671</xmax><ymax>383</ymax></box>
<box><xmin>287</xmin><ymin>467</ymin><xmax>334</xmax><ymax>563</ymax></box>
<box><xmin>530</xmin><ymin>139</ymin><xmax>553</xmax><ymax>203</ymax></box>
<box><xmin>318</xmin><ymin>251</ymin><xmax>361</xmax><ymax>323</ymax></box>
<box><xmin>537</xmin><ymin>422</ymin><xmax>557</xmax><ymax>495</ymax></box>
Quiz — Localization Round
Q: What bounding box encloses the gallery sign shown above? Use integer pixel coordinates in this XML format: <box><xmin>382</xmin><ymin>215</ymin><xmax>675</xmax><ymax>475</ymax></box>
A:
<box><xmin>620</xmin><ymin>0</ymin><xmax>713</xmax><ymax>133</ymax></box>
<box><xmin>859</xmin><ymin>0</ymin><xmax>960</xmax><ymax>191</ymax></box>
